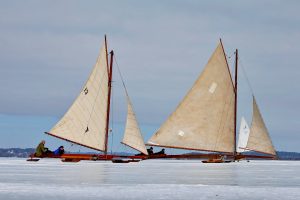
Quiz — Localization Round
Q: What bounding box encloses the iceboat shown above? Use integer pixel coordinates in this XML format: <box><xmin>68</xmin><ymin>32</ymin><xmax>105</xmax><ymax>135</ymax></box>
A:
<box><xmin>28</xmin><ymin>36</ymin><xmax>149</xmax><ymax>162</ymax></box>
<box><xmin>146</xmin><ymin>40</ymin><xmax>277</xmax><ymax>163</ymax></box>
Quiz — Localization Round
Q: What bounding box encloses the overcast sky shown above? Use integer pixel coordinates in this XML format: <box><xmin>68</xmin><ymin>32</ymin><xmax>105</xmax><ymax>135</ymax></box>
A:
<box><xmin>0</xmin><ymin>0</ymin><xmax>299</xmax><ymax>152</ymax></box>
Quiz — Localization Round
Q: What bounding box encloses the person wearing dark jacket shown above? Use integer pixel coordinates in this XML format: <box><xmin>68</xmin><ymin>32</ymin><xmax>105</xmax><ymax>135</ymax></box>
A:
<box><xmin>53</xmin><ymin>146</ymin><xmax>65</xmax><ymax>156</ymax></box>
<box><xmin>154</xmin><ymin>148</ymin><xmax>166</xmax><ymax>155</ymax></box>
<box><xmin>147</xmin><ymin>147</ymin><xmax>154</xmax><ymax>155</ymax></box>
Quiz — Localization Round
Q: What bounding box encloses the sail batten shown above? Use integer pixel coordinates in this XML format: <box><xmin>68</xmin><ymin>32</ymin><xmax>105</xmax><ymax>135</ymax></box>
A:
<box><xmin>47</xmin><ymin>41</ymin><xmax>109</xmax><ymax>151</ymax></box>
<box><xmin>246</xmin><ymin>96</ymin><xmax>276</xmax><ymax>156</ymax></box>
<box><xmin>147</xmin><ymin>42</ymin><xmax>235</xmax><ymax>153</ymax></box>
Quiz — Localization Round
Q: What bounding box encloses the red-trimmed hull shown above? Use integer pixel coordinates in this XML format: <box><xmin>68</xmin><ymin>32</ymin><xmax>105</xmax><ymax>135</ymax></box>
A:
<box><xmin>28</xmin><ymin>153</ymin><xmax>115</xmax><ymax>161</ymax></box>
<box><xmin>27</xmin><ymin>152</ymin><xmax>276</xmax><ymax>162</ymax></box>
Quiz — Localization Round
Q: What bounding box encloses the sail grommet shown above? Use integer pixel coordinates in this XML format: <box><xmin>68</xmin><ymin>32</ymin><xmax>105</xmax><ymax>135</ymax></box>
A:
<box><xmin>178</xmin><ymin>130</ymin><xmax>185</xmax><ymax>137</ymax></box>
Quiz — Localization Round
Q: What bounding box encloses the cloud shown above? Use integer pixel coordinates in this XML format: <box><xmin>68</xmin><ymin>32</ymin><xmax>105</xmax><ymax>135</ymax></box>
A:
<box><xmin>0</xmin><ymin>0</ymin><xmax>299</xmax><ymax>151</ymax></box>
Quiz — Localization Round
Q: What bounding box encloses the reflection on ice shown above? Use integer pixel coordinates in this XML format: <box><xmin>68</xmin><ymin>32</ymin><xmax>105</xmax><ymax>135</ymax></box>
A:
<box><xmin>0</xmin><ymin>158</ymin><xmax>299</xmax><ymax>200</ymax></box>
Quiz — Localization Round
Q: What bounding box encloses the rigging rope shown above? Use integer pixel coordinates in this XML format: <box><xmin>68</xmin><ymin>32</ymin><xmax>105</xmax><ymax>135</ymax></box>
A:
<box><xmin>226</xmin><ymin>51</ymin><xmax>255</xmax><ymax>95</ymax></box>
<box><xmin>226</xmin><ymin>51</ymin><xmax>235</xmax><ymax>59</ymax></box>
<box><xmin>113</xmin><ymin>53</ymin><xmax>139</xmax><ymax>154</ymax></box>
<box><xmin>113</xmin><ymin>54</ymin><xmax>130</xmax><ymax>97</ymax></box>
<box><xmin>67</xmin><ymin>142</ymin><xmax>82</xmax><ymax>153</ymax></box>
<box><xmin>239</xmin><ymin>57</ymin><xmax>255</xmax><ymax>95</ymax></box>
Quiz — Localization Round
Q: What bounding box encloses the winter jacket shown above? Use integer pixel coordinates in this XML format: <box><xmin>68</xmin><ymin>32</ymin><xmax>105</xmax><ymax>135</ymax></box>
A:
<box><xmin>35</xmin><ymin>142</ymin><xmax>45</xmax><ymax>157</ymax></box>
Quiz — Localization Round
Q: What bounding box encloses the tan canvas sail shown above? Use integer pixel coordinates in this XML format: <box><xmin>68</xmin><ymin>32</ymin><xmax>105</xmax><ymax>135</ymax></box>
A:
<box><xmin>46</xmin><ymin>41</ymin><xmax>109</xmax><ymax>151</ymax></box>
<box><xmin>122</xmin><ymin>95</ymin><xmax>148</xmax><ymax>155</ymax></box>
<box><xmin>147</xmin><ymin>42</ymin><xmax>235</xmax><ymax>153</ymax></box>
<box><xmin>246</xmin><ymin>96</ymin><xmax>276</xmax><ymax>155</ymax></box>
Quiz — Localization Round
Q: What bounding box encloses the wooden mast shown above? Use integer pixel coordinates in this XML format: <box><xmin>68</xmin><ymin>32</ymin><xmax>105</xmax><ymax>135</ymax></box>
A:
<box><xmin>234</xmin><ymin>49</ymin><xmax>238</xmax><ymax>160</ymax></box>
<box><xmin>104</xmin><ymin>35</ymin><xmax>114</xmax><ymax>155</ymax></box>
<box><xmin>220</xmin><ymin>39</ymin><xmax>237</xmax><ymax>158</ymax></box>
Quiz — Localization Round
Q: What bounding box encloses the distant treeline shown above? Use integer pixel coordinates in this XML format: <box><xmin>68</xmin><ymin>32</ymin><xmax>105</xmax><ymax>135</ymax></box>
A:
<box><xmin>0</xmin><ymin>148</ymin><xmax>131</xmax><ymax>158</ymax></box>
<box><xmin>0</xmin><ymin>148</ymin><xmax>299</xmax><ymax>160</ymax></box>
<box><xmin>0</xmin><ymin>148</ymin><xmax>35</xmax><ymax>158</ymax></box>
<box><xmin>276</xmin><ymin>151</ymin><xmax>300</xmax><ymax>160</ymax></box>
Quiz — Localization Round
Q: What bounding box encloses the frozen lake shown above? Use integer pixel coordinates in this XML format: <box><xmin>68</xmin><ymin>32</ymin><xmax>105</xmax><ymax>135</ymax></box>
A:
<box><xmin>0</xmin><ymin>158</ymin><xmax>299</xmax><ymax>200</ymax></box>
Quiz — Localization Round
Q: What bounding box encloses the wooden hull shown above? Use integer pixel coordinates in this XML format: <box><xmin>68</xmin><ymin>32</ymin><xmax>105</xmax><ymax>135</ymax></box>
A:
<box><xmin>27</xmin><ymin>153</ymin><xmax>115</xmax><ymax>162</ymax></box>
<box><xmin>202</xmin><ymin>159</ymin><xmax>232</xmax><ymax>163</ymax></box>
<box><xmin>27</xmin><ymin>152</ymin><xmax>276</xmax><ymax>162</ymax></box>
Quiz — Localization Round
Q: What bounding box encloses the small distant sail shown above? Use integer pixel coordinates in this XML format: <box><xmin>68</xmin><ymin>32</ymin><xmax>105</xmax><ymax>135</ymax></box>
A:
<box><xmin>246</xmin><ymin>96</ymin><xmax>276</xmax><ymax>155</ymax></box>
<box><xmin>147</xmin><ymin>42</ymin><xmax>235</xmax><ymax>153</ymax></box>
<box><xmin>237</xmin><ymin>117</ymin><xmax>250</xmax><ymax>152</ymax></box>
<box><xmin>122</xmin><ymin>95</ymin><xmax>148</xmax><ymax>155</ymax></box>
<box><xmin>46</xmin><ymin>41</ymin><xmax>109</xmax><ymax>151</ymax></box>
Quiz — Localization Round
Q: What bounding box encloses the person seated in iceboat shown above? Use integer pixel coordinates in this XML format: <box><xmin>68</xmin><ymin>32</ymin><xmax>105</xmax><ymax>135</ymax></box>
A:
<box><xmin>135</xmin><ymin>147</ymin><xmax>154</xmax><ymax>156</ymax></box>
<box><xmin>53</xmin><ymin>146</ymin><xmax>65</xmax><ymax>156</ymax></box>
<box><xmin>153</xmin><ymin>148</ymin><xmax>166</xmax><ymax>155</ymax></box>
<box><xmin>147</xmin><ymin>147</ymin><xmax>154</xmax><ymax>155</ymax></box>
<box><xmin>35</xmin><ymin>140</ymin><xmax>52</xmax><ymax>157</ymax></box>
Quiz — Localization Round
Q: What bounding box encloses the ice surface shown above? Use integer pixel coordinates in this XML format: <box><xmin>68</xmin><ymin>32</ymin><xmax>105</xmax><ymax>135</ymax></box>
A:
<box><xmin>0</xmin><ymin>158</ymin><xmax>299</xmax><ymax>200</ymax></box>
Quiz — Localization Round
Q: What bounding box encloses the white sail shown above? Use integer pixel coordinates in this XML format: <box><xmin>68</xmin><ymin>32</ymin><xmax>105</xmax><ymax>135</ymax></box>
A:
<box><xmin>47</xmin><ymin>41</ymin><xmax>109</xmax><ymax>151</ymax></box>
<box><xmin>237</xmin><ymin>117</ymin><xmax>250</xmax><ymax>153</ymax></box>
<box><xmin>246</xmin><ymin>96</ymin><xmax>276</xmax><ymax>155</ymax></box>
<box><xmin>122</xmin><ymin>95</ymin><xmax>148</xmax><ymax>155</ymax></box>
<box><xmin>147</xmin><ymin>42</ymin><xmax>235</xmax><ymax>153</ymax></box>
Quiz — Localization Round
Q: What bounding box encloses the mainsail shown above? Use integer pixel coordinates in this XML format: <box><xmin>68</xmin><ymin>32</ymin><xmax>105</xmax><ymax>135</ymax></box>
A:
<box><xmin>147</xmin><ymin>42</ymin><xmax>235</xmax><ymax>153</ymax></box>
<box><xmin>237</xmin><ymin>117</ymin><xmax>250</xmax><ymax>153</ymax></box>
<box><xmin>122</xmin><ymin>95</ymin><xmax>148</xmax><ymax>155</ymax></box>
<box><xmin>46</xmin><ymin>41</ymin><xmax>109</xmax><ymax>151</ymax></box>
<box><xmin>245</xmin><ymin>96</ymin><xmax>276</xmax><ymax>155</ymax></box>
